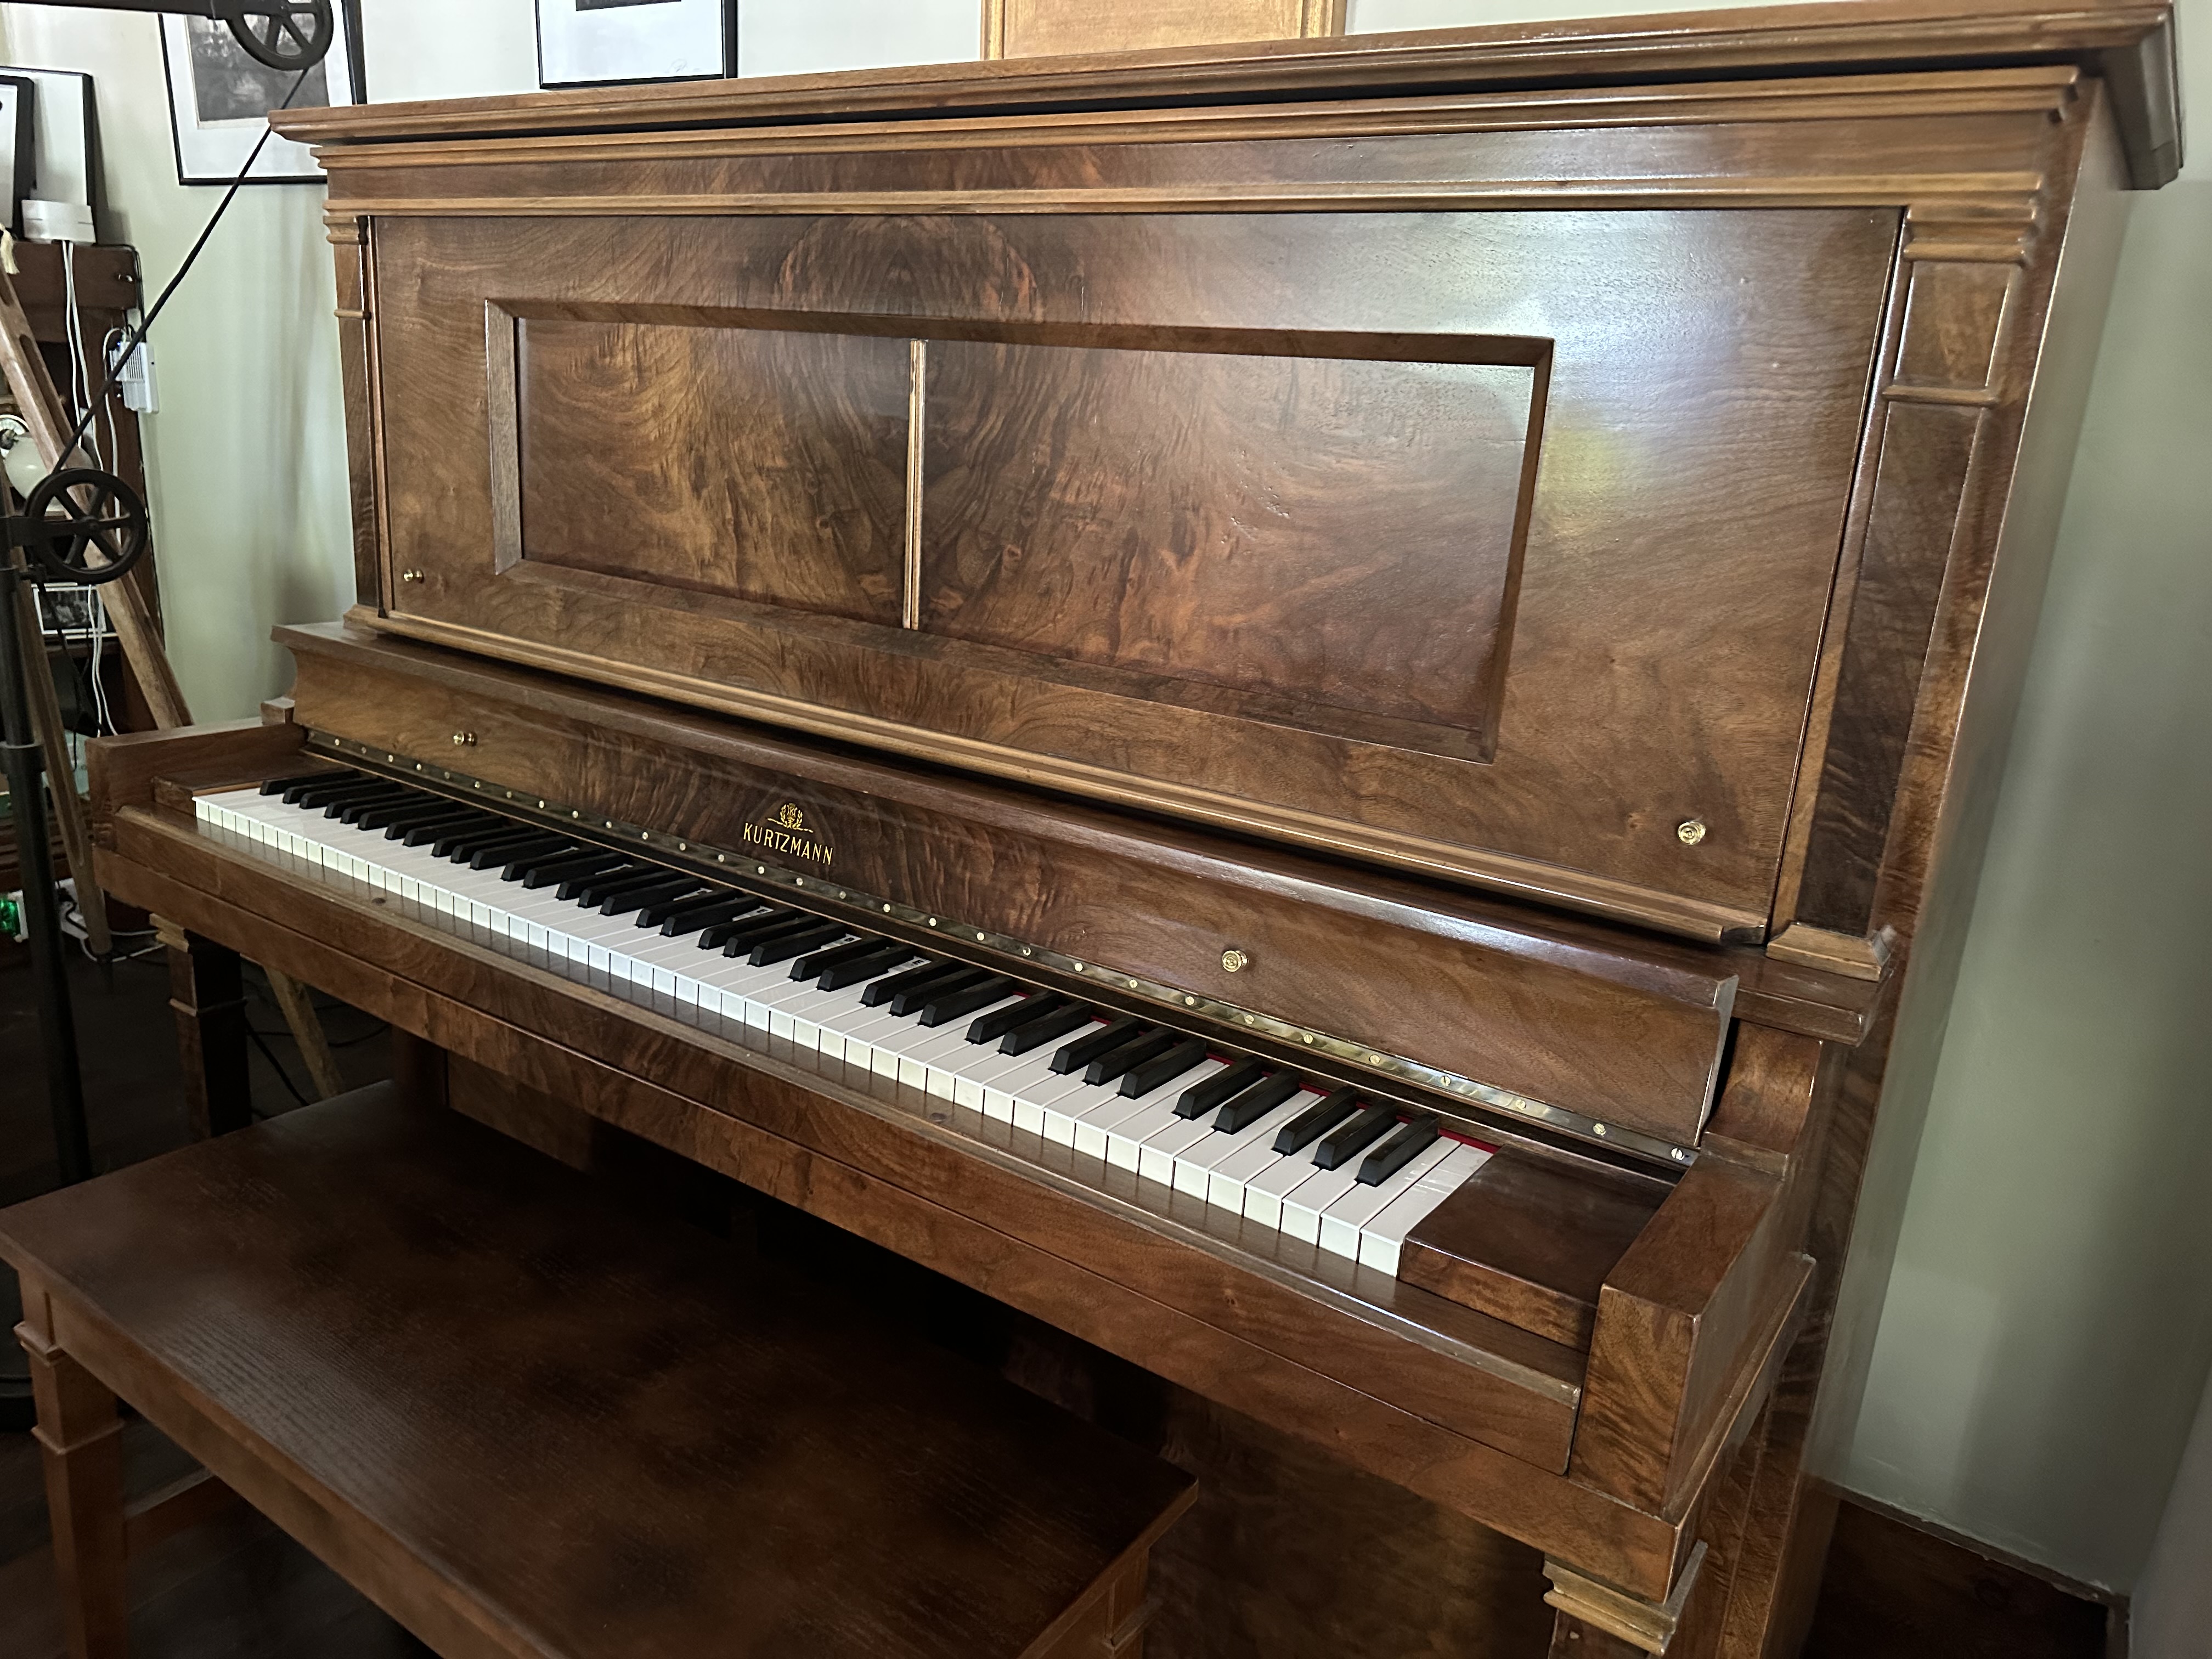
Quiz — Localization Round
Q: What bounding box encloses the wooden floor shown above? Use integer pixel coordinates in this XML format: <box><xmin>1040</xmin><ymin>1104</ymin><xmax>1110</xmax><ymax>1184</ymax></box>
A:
<box><xmin>0</xmin><ymin>942</ymin><xmax>2117</xmax><ymax>1659</ymax></box>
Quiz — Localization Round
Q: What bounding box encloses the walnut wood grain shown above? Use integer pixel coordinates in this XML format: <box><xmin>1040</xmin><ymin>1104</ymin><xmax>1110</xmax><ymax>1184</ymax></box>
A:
<box><xmin>1570</xmin><ymin>1162</ymin><xmax>1794</xmax><ymax>1513</ymax></box>
<box><xmin>511</xmin><ymin>313</ymin><xmax>910</xmax><ymax>623</ymax></box>
<box><xmin>919</xmin><ymin>336</ymin><xmax>1539</xmax><ymax>757</ymax></box>
<box><xmin>0</xmin><ymin>1086</ymin><xmax>1197</xmax><ymax>1659</ymax></box>
<box><xmin>356</xmin><ymin>193</ymin><xmax>1895</xmax><ymax>942</ymax></box>
<box><xmin>1401</xmin><ymin>1153</ymin><xmax>1666</xmax><ymax>1349</ymax></box>
<box><xmin>266</xmin><ymin>0</ymin><xmax>2180</xmax><ymax>190</ymax></box>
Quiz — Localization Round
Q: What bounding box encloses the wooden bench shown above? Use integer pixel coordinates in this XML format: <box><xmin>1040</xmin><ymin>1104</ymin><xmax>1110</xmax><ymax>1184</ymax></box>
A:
<box><xmin>0</xmin><ymin>1083</ymin><xmax>1194</xmax><ymax>1659</ymax></box>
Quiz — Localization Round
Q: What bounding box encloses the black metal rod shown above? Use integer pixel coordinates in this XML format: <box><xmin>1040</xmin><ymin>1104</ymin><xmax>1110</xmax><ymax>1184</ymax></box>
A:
<box><xmin>0</xmin><ymin>559</ymin><xmax>92</xmax><ymax>1186</ymax></box>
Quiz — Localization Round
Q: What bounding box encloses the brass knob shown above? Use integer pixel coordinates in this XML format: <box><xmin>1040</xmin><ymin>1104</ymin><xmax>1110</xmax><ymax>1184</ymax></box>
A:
<box><xmin>1221</xmin><ymin>948</ymin><xmax>1249</xmax><ymax>973</ymax></box>
<box><xmin>452</xmin><ymin>731</ymin><xmax>476</xmax><ymax>747</ymax></box>
<box><xmin>398</xmin><ymin>568</ymin><xmax>425</xmax><ymax>583</ymax></box>
<box><xmin>1677</xmin><ymin>819</ymin><xmax>1708</xmax><ymax>847</ymax></box>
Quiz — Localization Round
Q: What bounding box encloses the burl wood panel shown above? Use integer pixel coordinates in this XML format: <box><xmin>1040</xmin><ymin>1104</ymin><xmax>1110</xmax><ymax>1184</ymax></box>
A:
<box><xmin>367</xmin><ymin>203</ymin><xmax>1896</xmax><ymax>940</ymax></box>
<box><xmin>512</xmin><ymin>314</ymin><xmax>910</xmax><ymax>624</ymax></box>
<box><xmin>921</xmin><ymin>338</ymin><xmax>1541</xmax><ymax>756</ymax></box>
<box><xmin>0</xmin><ymin>1086</ymin><xmax>1195</xmax><ymax>1659</ymax></box>
<box><xmin>1399</xmin><ymin>1152</ymin><xmax>1664</xmax><ymax>1348</ymax></box>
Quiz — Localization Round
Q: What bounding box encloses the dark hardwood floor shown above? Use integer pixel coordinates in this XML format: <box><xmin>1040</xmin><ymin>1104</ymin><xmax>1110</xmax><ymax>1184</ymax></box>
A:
<box><xmin>0</xmin><ymin>938</ymin><xmax>2116</xmax><ymax>1658</ymax></box>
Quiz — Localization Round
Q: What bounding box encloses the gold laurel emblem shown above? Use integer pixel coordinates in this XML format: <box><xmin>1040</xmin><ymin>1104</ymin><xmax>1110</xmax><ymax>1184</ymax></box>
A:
<box><xmin>773</xmin><ymin>802</ymin><xmax>808</xmax><ymax>832</ymax></box>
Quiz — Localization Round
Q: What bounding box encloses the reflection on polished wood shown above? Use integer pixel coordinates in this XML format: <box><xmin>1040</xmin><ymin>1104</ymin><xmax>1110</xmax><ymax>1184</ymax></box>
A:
<box><xmin>69</xmin><ymin>4</ymin><xmax>2170</xmax><ymax>1653</ymax></box>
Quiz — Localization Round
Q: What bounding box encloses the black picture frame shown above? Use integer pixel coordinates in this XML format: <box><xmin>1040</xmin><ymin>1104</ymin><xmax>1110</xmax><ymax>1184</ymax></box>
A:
<box><xmin>159</xmin><ymin>0</ymin><xmax>366</xmax><ymax>185</ymax></box>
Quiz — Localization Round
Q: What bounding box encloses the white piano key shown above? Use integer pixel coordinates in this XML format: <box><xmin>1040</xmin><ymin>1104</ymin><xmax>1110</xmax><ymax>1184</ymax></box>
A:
<box><xmin>1167</xmin><ymin>1095</ymin><xmax>1309</xmax><ymax>1199</ymax></box>
<box><xmin>1315</xmin><ymin>1137</ymin><xmax>1455</xmax><ymax>1260</ymax></box>
<box><xmin>1355</xmin><ymin>1142</ymin><xmax>1493</xmax><ymax>1274</ymax></box>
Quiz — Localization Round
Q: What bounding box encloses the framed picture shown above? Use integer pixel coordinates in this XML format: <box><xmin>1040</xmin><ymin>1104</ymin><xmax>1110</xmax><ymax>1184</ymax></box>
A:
<box><xmin>0</xmin><ymin>76</ymin><xmax>35</xmax><ymax>234</ymax></box>
<box><xmin>159</xmin><ymin>3</ymin><xmax>363</xmax><ymax>185</ymax></box>
<box><xmin>537</xmin><ymin>0</ymin><xmax>734</xmax><ymax>89</ymax></box>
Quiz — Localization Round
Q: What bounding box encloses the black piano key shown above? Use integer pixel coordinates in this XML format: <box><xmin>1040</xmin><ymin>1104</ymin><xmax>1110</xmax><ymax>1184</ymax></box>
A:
<box><xmin>1312</xmin><ymin>1103</ymin><xmax>1398</xmax><ymax>1171</ymax></box>
<box><xmin>564</xmin><ymin>865</ymin><xmax>664</xmax><ymax>906</ymax></box>
<box><xmin>749</xmin><ymin>920</ymin><xmax>849</xmax><ymax>966</ymax></box>
<box><xmin>636</xmin><ymin>887</ymin><xmax>738</xmax><ymax>929</ymax></box>
<box><xmin>441</xmin><ymin>829</ymin><xmax>552</xmax><ymax>867</ymax></box>
<box><xmin>1084</xmin><ymin>1028</ymin><xmax>1181</xmax><ymax>1087</ymax></box>
<box><xmin>1050</xmin><ymin>1015</ymin><xmax>1152</xmax><ymax>1076</ymax></box>
<box><xmin>358</xmin><ymin>798</ymin><xmax>461</xmax><ymax>833</ymax></box>
<box><xmin>1117</xmin><ymin>1035</ymin><xmax>1212</xmax><ymax>1098</ymax></box>
<box><xmin>707</xmin><ymin>908</ymin><xmax>808</xmax><ymax>953</ymax></box>
<box><xmin>602</xmin><ymin>877</ymin><xmax>704</xmax><ymax>919</ymax></box>
<box><xmin>317</xmin><ymin>782</ymin><xmax>414</xmax><ymax>816</ymax></box>
<box><xmin>523</xmin><ymin>850</ymin><xmax>628</xmax><ymax>888</ymax></box>
<box><xmin>788</xmin><ymin>934</ymin><xmax>888</xmax><ymax>981</ymax></box>
<box><xmin>999</xmin><ymin>1001</ymin><xmax>1098</xmax><ymax>1056</ymax></box>
<box><xmin>858</xmin><ymin>957</ymin><xmax>957</xmax><ymax>1009</ymax></box>
<box><xmin>1356</xmin><ymin>1115</ymin><xmax>1441</xmax><ymax>1186</ymax></box>
<box><xmin>1173</xmin><ymin>1057</ymin><xmax>1267</xmax><ymax>1119</ymax></box>
<box><xmin>556</xmin><ymin>862</ymin><xmax>648</xmax><ymax>901</ymax></box>
<box><xmin>401</xmin><ymin>812</ymin><xmax>500</xmax><ymax>848</ymax></box>
<box><xmin>261</xmin><ymin>770</ymin><xmax>344</xmax><ymax>795</ymax></box>
<box><xmin>335</xmin><ymin>787</ymin><xmax>428</xmax><ymax>825</ymax></box>
<box><xmin>471</xmin><ymin>832</ymin><xmax>571</xmax><ymax>871</ymax></box>
<box><xmin>658</xmin><ymin>894</ymin><xmax>766</xmax><ymax>937</ymax></box>
<box><xmin>432</xmin><ymin>822</ymin><xmax>534</xmax><ymax>859</ymax></box>
<box><xmin>916</xmin><ymin>974</ymin><xmax>1019</xmax><ymax>1028</ymax></box>
<box><xmin>966</xmin><ymin>994</ymin><xmax>1069</xmax><ymax>1046</ymax></box>
<box><xmin>817</xmin><ymin>943</ymin><xmax>921</xmax><ymax>992</ymax></box>
<box><xmin>1273</xmin><ymin>1087</ymin><xmax>1364</xmax><ymax>1155</ymax></box>
<box><xmin>1212</xmin><ymin>1071</ymin><xmax>1304</xmax><ymax>1133</ymax></box>
<box><xmin>890</xmin><ymin>965</ymin><xmax>990</xmax><ymax>1018</ymax></box>
<box><xmin>284</xmin><ymin>776</ymin><xmax>384</xmax><ymax>808</ymax></box>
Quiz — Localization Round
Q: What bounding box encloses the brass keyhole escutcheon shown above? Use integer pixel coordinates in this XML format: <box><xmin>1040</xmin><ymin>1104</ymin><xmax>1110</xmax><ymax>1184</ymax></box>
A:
<box><xmin>1676</xmin><ymin>820</ymin><xmax>1708</xmax><ymax>847</ymax></box>
<box><xmin>1221</xmin><ymin>948</ymin><xmax>1250</xmax><ymax>973</ymax></box>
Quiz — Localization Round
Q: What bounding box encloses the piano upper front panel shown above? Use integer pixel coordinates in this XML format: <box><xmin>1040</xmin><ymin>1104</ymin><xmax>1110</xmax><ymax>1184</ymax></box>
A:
<box><xmin>370</xmin><ymin>198</ymin><xmax>1896</xmax><ymax>942</ymax></box>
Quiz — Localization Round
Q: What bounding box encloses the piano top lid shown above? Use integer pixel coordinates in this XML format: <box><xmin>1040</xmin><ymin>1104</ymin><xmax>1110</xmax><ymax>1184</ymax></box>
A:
<box><xmin>273</xmin><ymin>0</ymin><xmax>2181</xmax><ymax>185</ymax></box>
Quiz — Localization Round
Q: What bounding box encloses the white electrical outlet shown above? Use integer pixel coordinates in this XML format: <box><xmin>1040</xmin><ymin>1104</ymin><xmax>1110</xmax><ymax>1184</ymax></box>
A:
<box><xmin>110</xmin><ymin>337</ymin><xmax>158</xmax><ymax>414</ymax></box>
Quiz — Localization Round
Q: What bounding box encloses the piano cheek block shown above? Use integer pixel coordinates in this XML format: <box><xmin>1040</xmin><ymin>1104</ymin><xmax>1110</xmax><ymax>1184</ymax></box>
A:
<box><xmin>1396</xmin><ymin>1150</ymin><xmax>1666</xmax><ymax>1350</ymax></box>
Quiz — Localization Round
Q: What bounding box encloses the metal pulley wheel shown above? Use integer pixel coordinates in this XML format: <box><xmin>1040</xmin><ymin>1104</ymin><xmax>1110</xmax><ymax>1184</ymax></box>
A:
<box><xmin>18</xmin><ymin>469</ymin><xmax>151</xmax><ymax>586</ymax></box>
<box><xmin>218</xmin><ymin>0</ymin><xmax>336</xmax><ymax>72</ymax></box>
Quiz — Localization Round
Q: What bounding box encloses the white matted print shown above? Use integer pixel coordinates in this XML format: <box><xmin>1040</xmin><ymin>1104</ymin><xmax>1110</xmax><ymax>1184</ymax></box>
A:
<box><xmin>160</xmin><ymin>6</ymin><xmax>362</xmax><ymax>185</ymax></box>
<box><xmin>538</xmin><ymin>0</ymin><xmax>733</xmax><ymax>88</ymax></box>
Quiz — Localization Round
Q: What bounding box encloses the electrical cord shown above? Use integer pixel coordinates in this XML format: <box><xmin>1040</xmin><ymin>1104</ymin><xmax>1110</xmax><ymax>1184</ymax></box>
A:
<box><xmin>54</xmin><ymin>67</ymin><xmax>313</xmax><ymax>469</ymax></box>
<box><xmin>245</xmin><ymin>1024</ymin><xmax>311</xmax><ymax>1108</ymax></box>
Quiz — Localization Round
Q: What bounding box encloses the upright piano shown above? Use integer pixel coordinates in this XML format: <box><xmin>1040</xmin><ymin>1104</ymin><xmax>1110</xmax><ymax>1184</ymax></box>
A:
<box><xmin>89</xmin><ymin>1</ymin><xmax>2179</xmax><ymax>1652</ymax></box>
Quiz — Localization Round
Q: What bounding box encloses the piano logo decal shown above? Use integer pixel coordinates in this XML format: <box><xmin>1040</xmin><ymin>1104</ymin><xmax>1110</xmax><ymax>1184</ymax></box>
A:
<box><xmin>744</xmin><ymin>802</ymin><xmax>834</xmax><ymax>867</ymax></box>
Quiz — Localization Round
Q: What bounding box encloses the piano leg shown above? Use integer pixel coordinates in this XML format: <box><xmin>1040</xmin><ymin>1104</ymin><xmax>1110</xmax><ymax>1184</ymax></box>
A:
<box><xmin>160</xmin><ymin>921</ymin><xmax>252</xmax><ymax>1138</ymax></box>
<box><xmin>1544</xmin><ymin>1539</ymin><xmax>1715</xmax><ymax>1657</ymax></box>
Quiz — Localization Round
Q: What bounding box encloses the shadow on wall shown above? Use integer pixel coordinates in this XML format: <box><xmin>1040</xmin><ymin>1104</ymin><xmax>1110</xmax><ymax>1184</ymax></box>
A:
<box><xmin>1846</xmin><ymin>179</ymin><xmax>2212</xmax><ymax>1593</ymax></box>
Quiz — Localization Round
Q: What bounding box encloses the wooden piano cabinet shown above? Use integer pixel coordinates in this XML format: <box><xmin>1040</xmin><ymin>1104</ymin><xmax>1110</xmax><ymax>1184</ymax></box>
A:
<box><xmin>162</xmin><ymin>7</ymin><xmax>2171</xmax><ymax>1655</ymax></box>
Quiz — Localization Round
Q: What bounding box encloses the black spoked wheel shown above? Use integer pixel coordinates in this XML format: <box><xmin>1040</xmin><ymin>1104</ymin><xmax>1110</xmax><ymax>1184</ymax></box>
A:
<box><xmin>222</xmin><ymin>0</ymin><xmax>336</xmax><ymax>73</ymax></box>
<box><xmin>22</xmin><ymin>470</ymin><xmax>151</xmax><ymax>586</ymax></box>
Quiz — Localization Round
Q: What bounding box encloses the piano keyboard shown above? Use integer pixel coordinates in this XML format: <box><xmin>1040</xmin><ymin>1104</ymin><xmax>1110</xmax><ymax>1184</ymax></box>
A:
<box><xmin>198</xmin><ymin>771</ymin><xmax>1495</xmax><ymax>1277</ymax></box>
